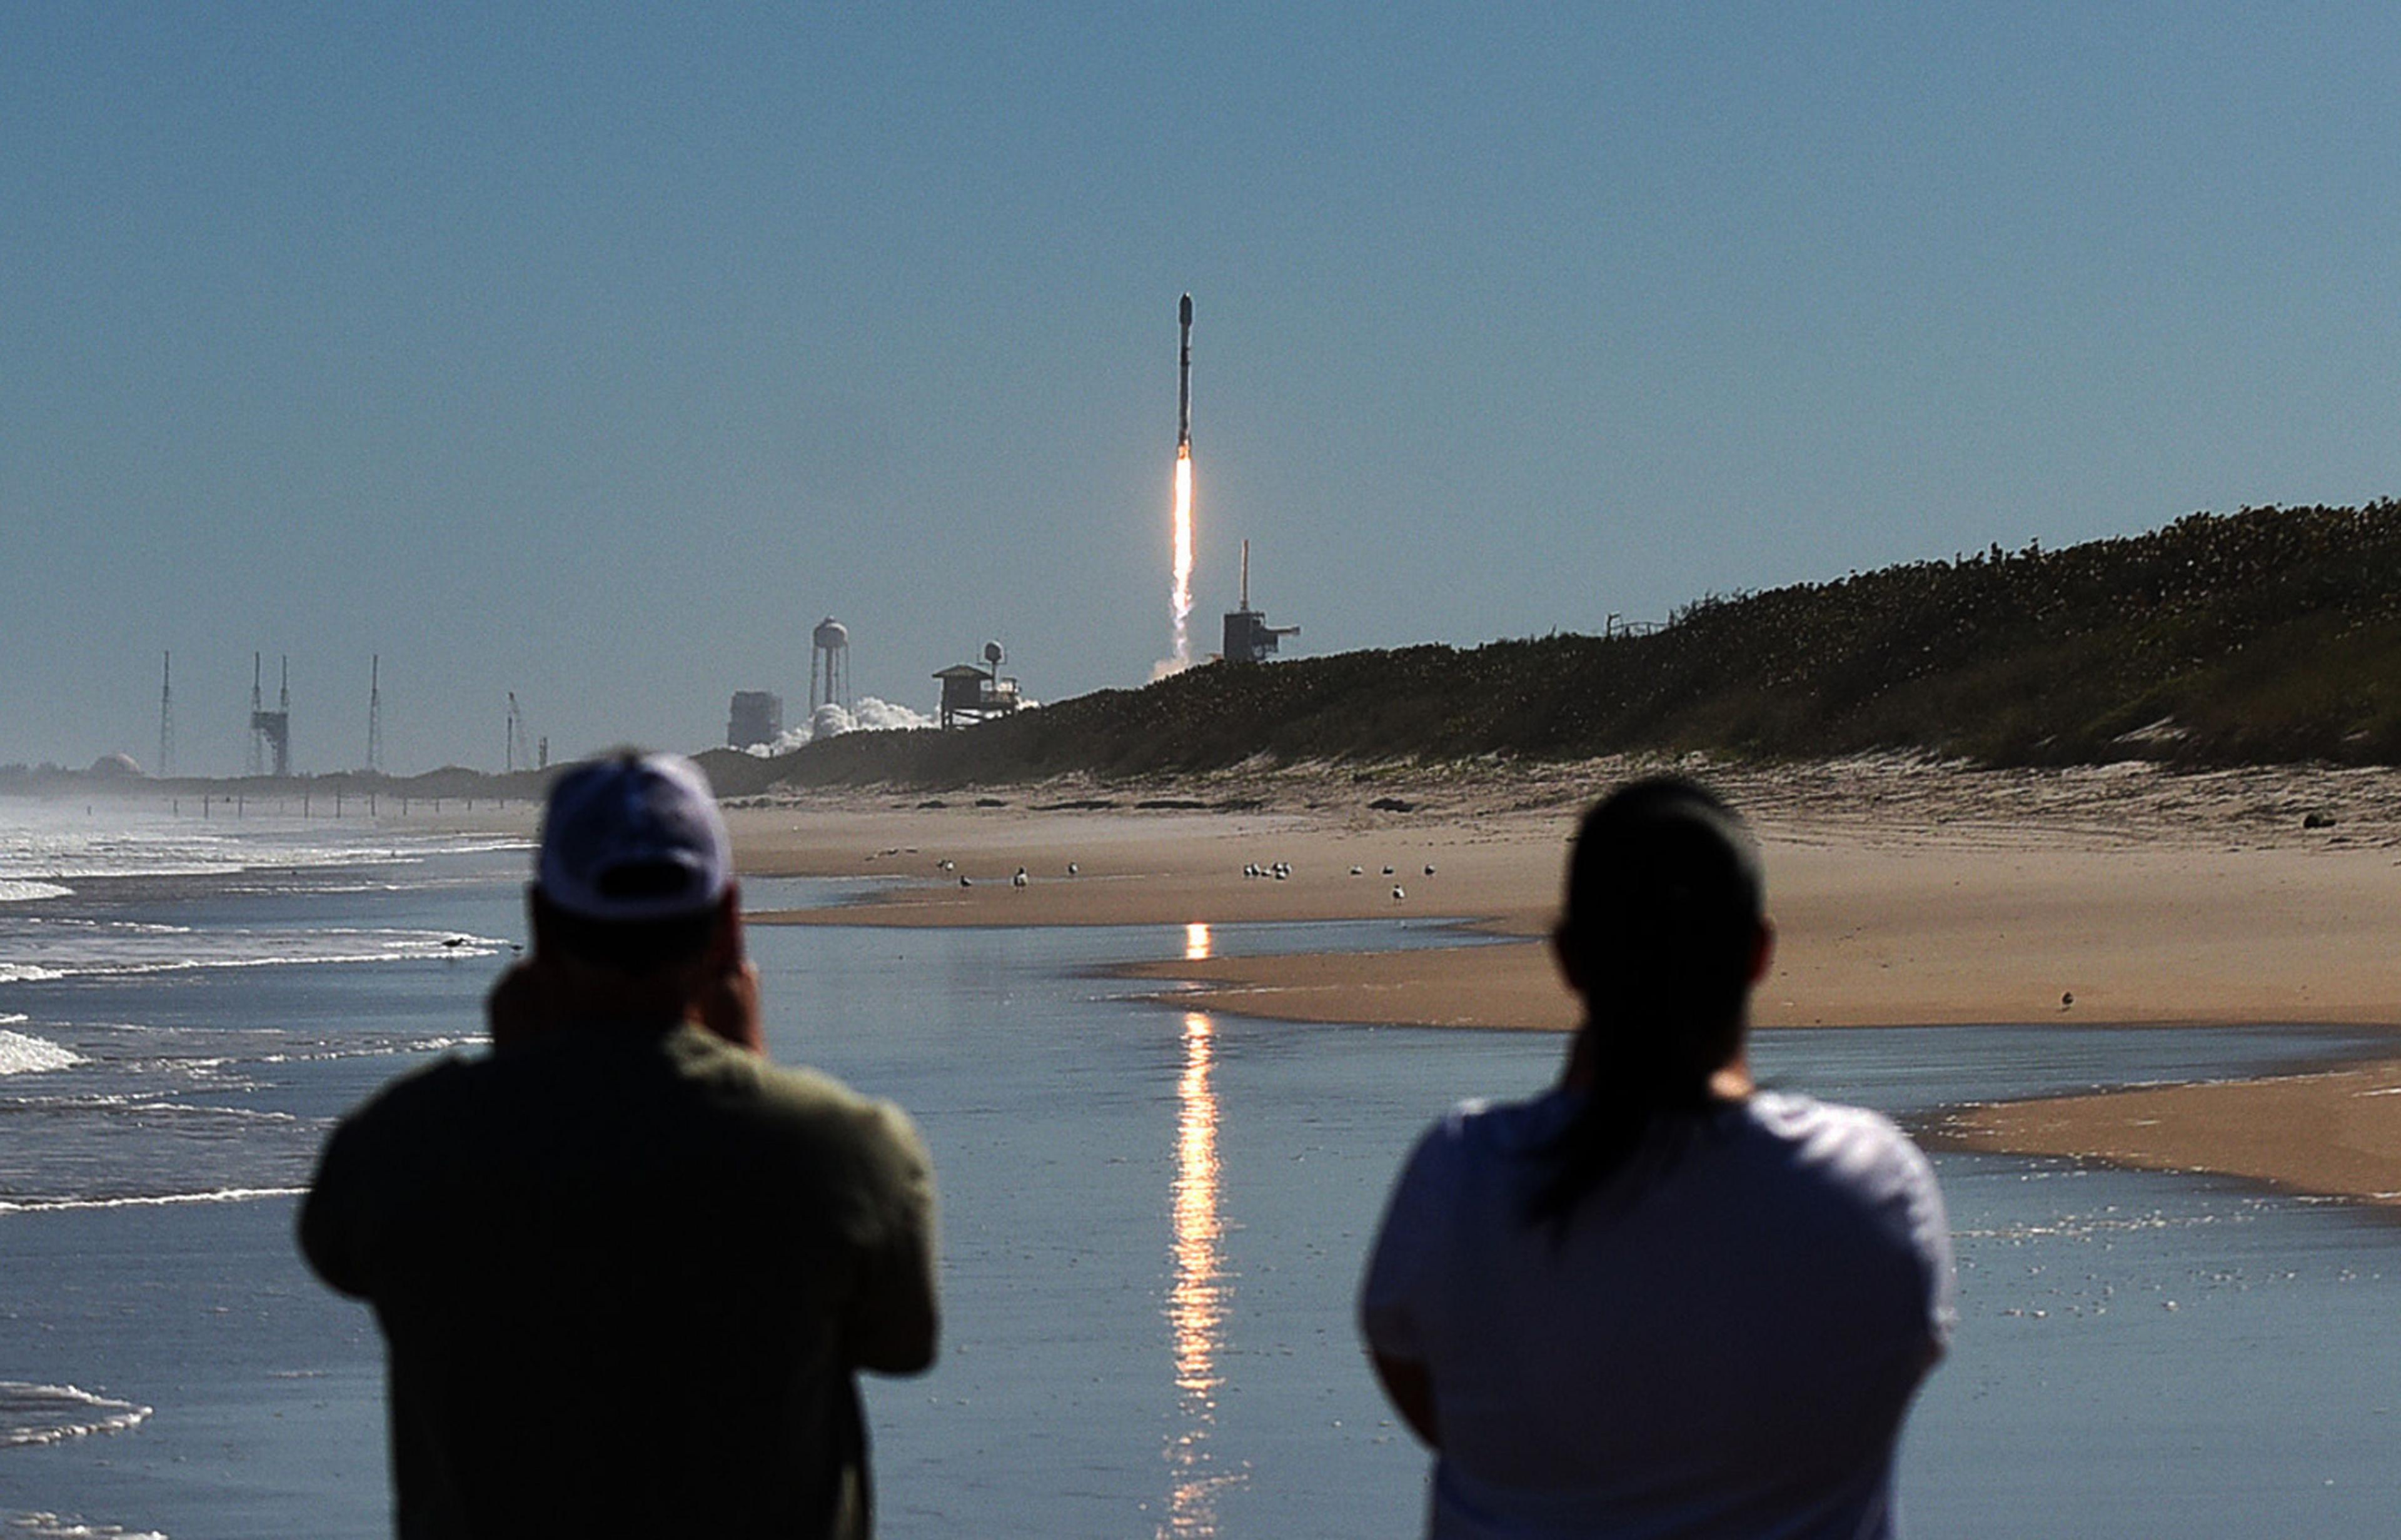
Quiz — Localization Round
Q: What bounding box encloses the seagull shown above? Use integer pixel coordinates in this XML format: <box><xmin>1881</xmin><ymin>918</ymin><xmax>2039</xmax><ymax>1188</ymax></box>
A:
<box><xmin>1012</xmin><ymin>868</ymin><xmax>1029</xmax><ymax>888</ymax></box>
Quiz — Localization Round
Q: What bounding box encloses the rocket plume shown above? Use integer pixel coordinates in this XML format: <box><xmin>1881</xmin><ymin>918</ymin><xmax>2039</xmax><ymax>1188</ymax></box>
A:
<box><xmin>1170</xmin><ymin>445</ymin><xmax>1195</xmax><ymax>665</ymax></box>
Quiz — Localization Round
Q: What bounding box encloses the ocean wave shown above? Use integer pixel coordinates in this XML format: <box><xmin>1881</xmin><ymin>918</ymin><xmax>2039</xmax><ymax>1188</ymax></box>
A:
<box><xmin>0</xmin><ymin>1031</ymin><xmax>79</xmax><ymax>1076</ymax></box>
<box><xmin>0</xmin><ymin>1185</ymin><xmax>304</xmax><ymax>1216</ymax></box>
<box><xmin>0</xmin><ymin>881</ymin><xmax>72</xmax><ymax>904</ymax></box>
<box><xmin>1</xmin><ymin>1515</ymin><xmax>169</xmax><ymax>1540</ymax></box>
<box><xmin>256</xmin><ymin>1034</ymin><xmax>478</xmax><ymax>1065</ymax></box>
<box><xmin>0</xmin><ymin>1382</ymin><xmax>153</xmax><ymax>1448</ymax></box>
<box><xmin>0</xmin><ymin>927</ymin><xmax>508</xmax><ymax>982</ymax></box>
<box><xmin>0</xmin><ymin>1092</ymin><xmax>297</xmax><ymax>1123</ymax></box>
<box><xmin>0</xmin><ymin>802</ymin><xmax>531</xmax><ymax>887</ymax></box>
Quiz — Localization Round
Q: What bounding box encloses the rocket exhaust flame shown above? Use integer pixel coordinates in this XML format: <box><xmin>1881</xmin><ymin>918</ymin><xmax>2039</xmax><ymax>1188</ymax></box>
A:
<box><xmin>1171</xmin><ymin>445</ymin><xmax>1194</xmax><ymax>666</ymax></box>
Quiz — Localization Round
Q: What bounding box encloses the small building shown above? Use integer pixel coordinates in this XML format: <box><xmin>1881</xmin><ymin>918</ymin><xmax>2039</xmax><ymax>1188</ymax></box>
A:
<box><xmin>935</xmin><ymin>643</ymin><xmax>1021</xmax><ymax>728</ymax></box>
<box><xmin>1222</xmin><ymin>608</ymin><xmax>1300</xmax><ymax>665</ymax></box>
<box><xmin>727</xmin><ymin>691</ymin><xmax>784</xmax><ymax>750</ymax></box>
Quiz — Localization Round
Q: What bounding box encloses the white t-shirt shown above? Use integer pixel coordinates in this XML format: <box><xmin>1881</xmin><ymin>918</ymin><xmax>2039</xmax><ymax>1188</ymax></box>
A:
<box><xmin>1360</xmin><ymin>1090</ymin><xmax>1955</xmax><ymax>1540</ymax></box>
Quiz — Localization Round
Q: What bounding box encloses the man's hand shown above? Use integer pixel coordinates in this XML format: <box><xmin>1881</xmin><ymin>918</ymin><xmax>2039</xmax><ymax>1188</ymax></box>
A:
<box><xmin>696</xmin><ymin>898</ymin><xmax>765</xmax><ymax>1053</ymax></box>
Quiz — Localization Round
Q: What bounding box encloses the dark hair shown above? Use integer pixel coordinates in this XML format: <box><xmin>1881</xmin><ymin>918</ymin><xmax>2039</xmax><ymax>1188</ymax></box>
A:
<box><xmin>1528</xmin><ymin>777</ymin><xmax>1764</xmax><ymax>1225</ymax></box>
<box><xmin>531</xmin><ymin>885</ymin><xmax>721</xmax><ymax>974</ymax></box>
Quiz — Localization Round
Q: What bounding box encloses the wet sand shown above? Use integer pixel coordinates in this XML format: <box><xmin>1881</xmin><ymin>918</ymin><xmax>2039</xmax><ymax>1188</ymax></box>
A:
<box><xmin>729</xmin><ymin>754</ymin><xmax>2401</xmax><ymax>1208</ymax></box>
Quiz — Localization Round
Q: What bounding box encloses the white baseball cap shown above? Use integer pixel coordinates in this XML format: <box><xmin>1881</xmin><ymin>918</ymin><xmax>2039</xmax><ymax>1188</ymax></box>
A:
<box><xmin>535</xmin><ymin>753</ymin><xmax>733</xmax><ymax>922</ymax></box>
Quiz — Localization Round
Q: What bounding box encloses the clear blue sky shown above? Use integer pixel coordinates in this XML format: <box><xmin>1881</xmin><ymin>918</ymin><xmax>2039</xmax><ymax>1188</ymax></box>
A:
<box><xmin>9</xmin><ymin>4</ymin><xmax>2400</xmax><ymax>773</ymax></box>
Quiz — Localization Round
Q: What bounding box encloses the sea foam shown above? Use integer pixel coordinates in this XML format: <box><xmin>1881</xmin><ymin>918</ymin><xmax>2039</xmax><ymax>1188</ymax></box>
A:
<box><xmin>0</xmin><ymin>1030</ymin><xmax>79</xmax><ymax>1075</ymax></box>
<box><xmin>0</xmin><ymin>880</ymin><xmax>73</xmax><ymax>903</ymax></box>
<box><xmin>0</xmin><ymin>1381</ymin><xmax>152</xmax><ymax>1447</ymax></box>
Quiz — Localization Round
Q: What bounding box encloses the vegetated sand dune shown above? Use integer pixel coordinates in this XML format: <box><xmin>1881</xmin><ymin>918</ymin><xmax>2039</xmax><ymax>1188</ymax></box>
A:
<box><xmin>733</xmin><ymin>752</ymin><xmax>2401</xmax><ymax>1206</ymax></box>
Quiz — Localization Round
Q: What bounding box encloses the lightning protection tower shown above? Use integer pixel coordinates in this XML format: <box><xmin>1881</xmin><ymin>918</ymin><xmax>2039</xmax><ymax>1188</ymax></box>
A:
<box><xmin>810</xmin><ymin>618</ymin><xmax>851</xmax><ymax>712</ymax></box>
<box><xmin>157</xmin><ymin>652</ymin><xmax>174</xmax><ymax>778</ymax></box>
<box><xmin>365</xmin><ymin>655</ymin><xmax>383</xmax><ymax>774</ymax></box>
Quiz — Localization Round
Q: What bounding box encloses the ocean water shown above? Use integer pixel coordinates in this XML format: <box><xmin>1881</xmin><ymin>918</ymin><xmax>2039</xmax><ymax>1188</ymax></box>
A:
<box><xmin>3</xmin><ymin>800</ymin><xmax>2400</xmax><ymax>1537</ymax></box>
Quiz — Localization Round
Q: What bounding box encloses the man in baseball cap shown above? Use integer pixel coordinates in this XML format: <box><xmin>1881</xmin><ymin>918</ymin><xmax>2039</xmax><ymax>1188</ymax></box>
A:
<box><xmin>302</xmin><ymin>752</ymin><xmax>938</xmax><ymax>1538</ymax></box>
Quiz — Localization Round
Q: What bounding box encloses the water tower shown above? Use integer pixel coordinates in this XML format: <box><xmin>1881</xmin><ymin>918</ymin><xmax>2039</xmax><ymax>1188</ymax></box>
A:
<box><xmin>810</xmin><ymin>618</ymin><xmax>851</xmax><ymax>712</ymax></box>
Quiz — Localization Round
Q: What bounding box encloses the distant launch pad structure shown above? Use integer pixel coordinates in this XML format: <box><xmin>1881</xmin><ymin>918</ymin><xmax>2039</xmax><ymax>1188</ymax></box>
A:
<box><xmin>1222</xmin><ymin>540</ymin><xmax>1299</xmax><ymax>664</ymax></box>
<box><xmin>505</xmin><ymin>693</ymin><xmax>535</xmax><ymax>774</ymax></box>
<box><xmin>248</xmin><ymin>653</ymin><xmax>291</xmax><ymax>778</ymax></box>
<box><xmin>728</xmin><ymin>692</ymin><xmax>784</xmax><ymax>750</ymax></box>
<box><xmin>157</xmin><ymin>652</ymin><xmax>174</xmax><ymax>778</ymax></box>
<box><xmin>365</xmin><ymin>655</ymin><xmax>383</xmax><ymax>775</ymax></box>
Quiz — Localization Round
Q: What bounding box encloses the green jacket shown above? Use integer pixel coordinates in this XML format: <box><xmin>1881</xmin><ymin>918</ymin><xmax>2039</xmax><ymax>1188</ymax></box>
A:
<box><xmin>301</xmin><ymin>1020</ymin><xmax>938</xmax><ymax>1539</ymax></box>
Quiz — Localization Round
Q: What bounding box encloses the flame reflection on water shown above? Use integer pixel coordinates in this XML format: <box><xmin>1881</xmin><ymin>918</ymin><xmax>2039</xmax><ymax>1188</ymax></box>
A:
<box><xmin>1161</xmin><ymin>1007</ymin><xmax>1239</xmax><ymax>1536</ymax></box>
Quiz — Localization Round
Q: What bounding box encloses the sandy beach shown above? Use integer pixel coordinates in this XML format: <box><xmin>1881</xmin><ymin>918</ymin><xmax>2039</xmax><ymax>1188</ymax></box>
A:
<box><xmin>730</xmin><ymin>753</ymin><xmax>2401</xmax><ymax>1209</ymax></box>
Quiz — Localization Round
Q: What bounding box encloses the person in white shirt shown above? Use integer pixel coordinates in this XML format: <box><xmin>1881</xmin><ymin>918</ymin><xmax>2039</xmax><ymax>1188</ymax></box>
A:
<box><xmin>1360</xmin><ymin>778</ymin><xmax>1954</xmax><ymax>1539</ymax></box>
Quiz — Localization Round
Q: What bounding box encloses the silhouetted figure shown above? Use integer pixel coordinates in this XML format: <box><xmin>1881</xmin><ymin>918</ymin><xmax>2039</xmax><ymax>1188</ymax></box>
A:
<box><xmin>1361</xmin><ymin>778</ymin><xmax>1951</xmax><ymax>1538</ymax></box>
<box><xmin>302</xmin><ymin>753</ymin><xmax>937</xmax><ymax>1538</ymax></box>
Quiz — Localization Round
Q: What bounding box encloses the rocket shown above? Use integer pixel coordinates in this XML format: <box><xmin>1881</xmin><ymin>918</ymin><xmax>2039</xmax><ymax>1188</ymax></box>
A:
<box><xmin>1177</xmin><ymin>292</ymin><xmax>1194</xmax><ymax>451</ymax></box>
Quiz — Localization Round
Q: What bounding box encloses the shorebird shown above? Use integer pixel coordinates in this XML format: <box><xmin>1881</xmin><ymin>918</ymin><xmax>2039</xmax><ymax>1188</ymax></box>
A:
<box><xmin>1350</xmin><ymin>865</ymin><xmax>1363</xmax><ymax>876</ymax></box>
<box><xmin>1391</xmin><ymin>886</ymin><xmax>1406</xmax><ymax>902</ymax></box>
<box><xmin>442</xmin><ymin>936</ymin><xmax>466</xmax><ymax>949</ymax></box>
<box><xmin>959</xmin><ymin>875</ymin><xmax>973</xmax><ymax>888</ymax></box>
<box><xmin>937</xmin><ymin>858</ymin><xmax>955</xmax><ymax>871</ymax></box>
<box><xmin>1382</xmin><ymin>865</ymin><xmax>1395</xmax><ymax>876</ymax></box>
<box><xmin>1424</xmin><ymin>863</ymin><xmax>1437</xmax><ymax>877</ymax></box>
<box><xmin>1067</xmin><ymin>862</ymin><xmax>1079</xmax><ymax>876</ymax></box>
<box><xmin>1012</xmin><ymin>868</ymin><xmax>1029</xmax><ymax>888</ymax></box>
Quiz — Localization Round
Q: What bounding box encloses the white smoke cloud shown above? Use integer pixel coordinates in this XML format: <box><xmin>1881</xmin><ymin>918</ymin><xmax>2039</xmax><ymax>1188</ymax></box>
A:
<box><xmin>742</xmin><ymin>696</ymin><xmax>935</xmax><ymax>757</ymax></box>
